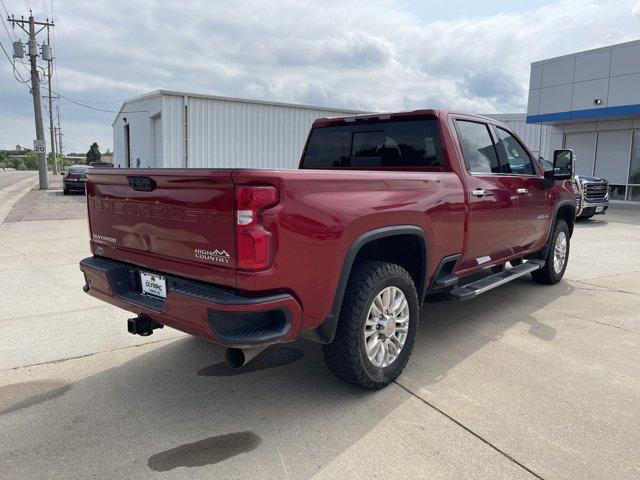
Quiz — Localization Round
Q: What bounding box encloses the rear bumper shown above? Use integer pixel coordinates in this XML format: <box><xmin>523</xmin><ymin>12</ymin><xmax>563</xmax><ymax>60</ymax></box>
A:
<box><xmin>79</xmin><ymin>256</ymin><xmax>302</xmax><ymax>347</ymax></box>
<box><xmin>64</xmin><ymin>180</ymin><xmax>86</xmax><ymax>191</ymax></box>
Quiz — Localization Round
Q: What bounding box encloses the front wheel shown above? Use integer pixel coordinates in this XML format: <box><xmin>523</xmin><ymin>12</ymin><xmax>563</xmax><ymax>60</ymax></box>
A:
<box><xmin>531</xmin><ymin>219</ymin><xmax>570</xmax><ymax>285</ymax></box>
<box><xmin>322</xmin><ymin>261</ymin><xmax>419</xmax><ymax>390</ymax></box>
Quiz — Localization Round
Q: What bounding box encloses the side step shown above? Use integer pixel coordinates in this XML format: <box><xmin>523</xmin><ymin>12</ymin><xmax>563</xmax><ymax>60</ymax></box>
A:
<box><xmin>448</xmin><ymin>260</ymin><xmax>544</xmax><ymax>301</ymax></box>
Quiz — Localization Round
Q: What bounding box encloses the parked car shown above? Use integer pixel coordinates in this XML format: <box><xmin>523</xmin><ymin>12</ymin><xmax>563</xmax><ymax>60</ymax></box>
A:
<box><xmin>63</xmin><ymin>165</ymin><xmax>90</xmax><ymax>195</ymax></box>
<box><xmin>80</xmin><ymin>110</ymin><xmax>577</xmax><ymax>389</ymax></box>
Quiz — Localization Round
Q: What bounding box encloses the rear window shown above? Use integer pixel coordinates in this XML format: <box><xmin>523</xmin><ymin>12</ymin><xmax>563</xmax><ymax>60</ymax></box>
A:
<box><xmin>301</xmin><ymin>119</ymin><xmax>444</xmax><ymax>170</ymax></box>
<box><xmin>70</xmin><ymin>166</ymin><xmax>89</xmax><ymax>174</ymax></box>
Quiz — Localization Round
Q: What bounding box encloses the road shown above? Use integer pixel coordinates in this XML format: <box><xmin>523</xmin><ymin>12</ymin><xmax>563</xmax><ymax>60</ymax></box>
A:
<box><xmin>0</xmin><ymin>171</ymin><xmax>38</xmax><ymax>225</ymax></box>
<box><xmin>0</xmin><ymin>171</ymin><xmax>37</xmax><ymax>190</ymax></box>
<box><xmin>1</xmin><ymin>185</ymin><xmax>639</xmax><ymax>479</ymax></box>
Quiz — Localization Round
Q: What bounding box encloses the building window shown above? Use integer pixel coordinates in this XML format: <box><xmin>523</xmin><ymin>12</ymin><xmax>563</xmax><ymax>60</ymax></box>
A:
<box><xmin>608</xmin><ymin>185</ymin><xmax>627</xmax><ymax>201</ymax></box>
<box><xmin>628</xmin><ymin>186</ymin><xmax>640</xmax><ymax>202</ymax></box>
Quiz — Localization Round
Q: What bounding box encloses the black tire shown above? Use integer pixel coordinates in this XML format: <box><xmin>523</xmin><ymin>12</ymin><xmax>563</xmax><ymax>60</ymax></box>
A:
<box><xmin>531</xmin><ymin>219</ymin><xmax>570</xmax><ymax>285</ymax></box>
<box><xmin>322</xmin><ymin>260</ymin><xmax>419</xmax><ymax>390</ymax></box>
<box><xmin>63</xmin><ymin>187</ymin><xmax>69</xmax><ymax>195</ymax></box>
<box><xmin>576</xmin><ymin>214</ymin><xmax>593</xmax><ymax>220</ymax></box>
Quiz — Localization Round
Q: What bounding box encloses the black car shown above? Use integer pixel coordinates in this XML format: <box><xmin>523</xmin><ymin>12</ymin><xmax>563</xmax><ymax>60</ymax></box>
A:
<box><xmin>63</xmin><ymin>165</ymin><xmax>90</xmax><ymax>195</ymax></box>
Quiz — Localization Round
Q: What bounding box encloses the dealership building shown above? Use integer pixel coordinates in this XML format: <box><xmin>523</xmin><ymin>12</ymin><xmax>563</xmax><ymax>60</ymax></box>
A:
<box><xmin>526</xmin><ymin>39</ymin><xmax>640</xmax><ymax>203</ymax></box>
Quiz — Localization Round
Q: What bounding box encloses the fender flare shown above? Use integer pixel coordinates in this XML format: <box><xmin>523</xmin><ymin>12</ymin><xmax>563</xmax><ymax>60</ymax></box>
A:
<box><xmin>309</xmin><ymin>225</ymin><xmax>428</xmax><ymax>344</ymax></box>
<box><xmin>537</xmin><ymin>199</ymin><xmax>576</xmax><ymax>259</ymax></box>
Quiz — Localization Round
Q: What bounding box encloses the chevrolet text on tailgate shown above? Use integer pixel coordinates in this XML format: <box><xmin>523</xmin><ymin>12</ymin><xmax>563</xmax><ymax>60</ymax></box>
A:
<box><xmin>80</xmin><ymin>110</ymin><xmax>577</xmax><ymax>389</ymax></box>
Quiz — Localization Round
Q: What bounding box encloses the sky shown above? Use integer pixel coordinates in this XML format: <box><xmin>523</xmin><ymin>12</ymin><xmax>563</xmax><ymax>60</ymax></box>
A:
<box><xmin>1</xmin><ymin>0</ymin><xmax>640</xmax><ymax>153</ymax></box>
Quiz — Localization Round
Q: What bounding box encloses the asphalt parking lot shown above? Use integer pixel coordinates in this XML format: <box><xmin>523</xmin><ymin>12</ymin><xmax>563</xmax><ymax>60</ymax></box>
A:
<box><xmin>1</xmin><ymin>172</ymin><xmax>639</xmax><ymax>479</ymax></box>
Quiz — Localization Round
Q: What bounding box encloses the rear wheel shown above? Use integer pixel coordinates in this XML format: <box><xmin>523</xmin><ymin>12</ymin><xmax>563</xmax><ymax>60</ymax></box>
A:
<box><xmin>323</xmin><ymin>261</ymin><xmax>419</xmax><ymax>390</ymax></box>
<box><xmin>531</xmin><ymin>219</ymin><xmax>570</xmax><ymax>285</ymax></box>
<box><xmin>63</xmin><ymin>186</ymin><xmax>69</xmax><ymax>195</ymax></box>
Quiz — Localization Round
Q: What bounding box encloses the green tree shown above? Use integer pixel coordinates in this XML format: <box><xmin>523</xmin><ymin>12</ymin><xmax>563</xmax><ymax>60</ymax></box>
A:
<box><xmin>24</xmin><ymin>150</ymin><xmax>38</xmax><ymax>170</ymax></box>
<box><xmin>86</xmin><ymin>142</ymin><xmax>101</xmax><ymax>163</ymax></box>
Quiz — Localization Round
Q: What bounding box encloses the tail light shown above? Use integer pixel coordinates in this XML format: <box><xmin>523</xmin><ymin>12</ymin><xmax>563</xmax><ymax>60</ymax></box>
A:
<box><xmin>235</xmin><ymin>185</ymin><xmax>278</xmax><ymax>270</ymax></box>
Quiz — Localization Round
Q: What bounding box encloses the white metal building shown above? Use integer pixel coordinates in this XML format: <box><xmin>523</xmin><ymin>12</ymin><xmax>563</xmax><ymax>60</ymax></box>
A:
<box><xmin>112</xmin><ymin>90</ymin><xmax>364</xmax><ymax>170</ymax></box>
<box><xmin>526</xmin><ymin>39</ymin><xmax>640</xmax><ymax>202</ymax></box>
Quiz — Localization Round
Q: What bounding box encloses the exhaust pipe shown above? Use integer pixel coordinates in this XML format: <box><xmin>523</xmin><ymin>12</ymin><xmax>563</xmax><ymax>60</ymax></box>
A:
<box><xmin>224</xmin><ymin>346</ymin><xmax>268</xmax><ymax>369</ymax></box>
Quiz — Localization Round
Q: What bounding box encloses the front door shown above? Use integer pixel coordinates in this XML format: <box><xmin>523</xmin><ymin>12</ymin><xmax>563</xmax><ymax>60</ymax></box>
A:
<box><xmin>454</xmin><ymin>119</ymin><xmax>518</xmax><ymax>271</ymax></box>
<box><xmin>492</xmin><ymin>126</ymin><xmax>550</xmax><ymax>251</ymax></box>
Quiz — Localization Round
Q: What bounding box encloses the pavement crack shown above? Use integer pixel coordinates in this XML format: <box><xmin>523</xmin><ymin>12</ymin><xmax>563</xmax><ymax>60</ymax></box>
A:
<box><xmin>493</xmin><ymin>291</ymin><xmax>640</xmax><ymax>335</ymax></box>
<box><xmin>394</xmin><ymin>381</ymin><xmax>545</xmax><ymax>480</ymax></box>
<box><xmin>1</xmin><ymin>336</ymin><xmax>181</xmax><ymax>373</ymax></box>
<box><xmin>573</xmin><ymin>269</ymin><xmax>640</xmax><ymax>282</ymax></box>
<box><xmin>0</xmin><ymin>305</ymin><xmax>112</xmax><ymax>324</ymax></box>
<box><xmin>526</xmin><ymin>301</ymin><xmax>640</xmax><ymax>335</ymax></box>
<box><xmin>572</xmin><ymin>279</ymin><xmax>640</xmax><ymax>297</ymax></box>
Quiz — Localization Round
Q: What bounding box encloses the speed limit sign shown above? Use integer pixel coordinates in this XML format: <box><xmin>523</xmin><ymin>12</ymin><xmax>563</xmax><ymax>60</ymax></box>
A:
<box><xmin>33</xmin><ymin>140</ymin><xmax>46</xmax><ymax>153</ymax></box>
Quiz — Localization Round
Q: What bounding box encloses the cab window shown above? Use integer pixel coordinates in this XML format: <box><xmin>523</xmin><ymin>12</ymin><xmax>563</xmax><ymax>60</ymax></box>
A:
<box><xmin>494</xmin><ymin>127</ymin><xmax>535</xmax><ymax>175</ymax></box>
<box><xmin>455</xmin><ymin>120</ymin><xmax>501</xmax><ymax>174</ymax></box>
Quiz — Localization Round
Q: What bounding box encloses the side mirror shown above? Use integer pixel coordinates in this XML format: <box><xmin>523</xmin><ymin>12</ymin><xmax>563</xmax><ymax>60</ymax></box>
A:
<box><xmin>544</xmin><ymin>149</ymin><xmax>574</xmax><ymax>180</ymax></box>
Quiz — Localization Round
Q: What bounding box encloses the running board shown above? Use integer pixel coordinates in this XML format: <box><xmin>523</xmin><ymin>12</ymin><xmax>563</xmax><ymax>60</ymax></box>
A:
<box><xmin>448</xmin><ymin>260</ymin><xmax>544</xmax><ymax>301</ymax></box>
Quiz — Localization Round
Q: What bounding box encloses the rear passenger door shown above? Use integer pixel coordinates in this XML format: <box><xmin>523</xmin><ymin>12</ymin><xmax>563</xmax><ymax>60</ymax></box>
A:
<box><xmin>454</xmin><ymin>119</ymin><xmax>519</xmax><ymax>270</ymax></box>
<box><xmin>492</xmin><ymin>126</ymin><xmax>550</xmax><ymax>251</ymax></box>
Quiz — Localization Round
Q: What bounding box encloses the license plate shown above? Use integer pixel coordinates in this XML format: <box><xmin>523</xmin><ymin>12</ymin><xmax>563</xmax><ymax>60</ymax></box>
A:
<box><xmin>140</xmin><ymin>272</ymin><xmax>166</xmax><ymax>299</ymax></box>
<box><xmin>596</xmin><ymin>206</ymin><xmax>604</xmax><ymax>213</ymax></box>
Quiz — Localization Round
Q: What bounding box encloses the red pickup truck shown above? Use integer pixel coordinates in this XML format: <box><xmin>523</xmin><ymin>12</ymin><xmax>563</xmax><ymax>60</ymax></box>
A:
<box><xmin>80</xmin><ymin>110</ymin><xmax>576</xmax><ymax>389</ymax></box>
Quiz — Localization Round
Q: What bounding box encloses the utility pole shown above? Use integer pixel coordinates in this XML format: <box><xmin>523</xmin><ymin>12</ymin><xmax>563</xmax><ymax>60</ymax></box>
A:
<box><xmin>8</xmin><ymin>13</ymin><xmax>55</xmax><ymax>189</ymax></box>
<box><xmin>56</xmin><ymin>106</ymin><xmax>63</xmax><ymax>162</ymax></box>
<box><xmin>45</xmin><ymin>25</ymin><xmax>57</xmax><ymax>175</ymax></box>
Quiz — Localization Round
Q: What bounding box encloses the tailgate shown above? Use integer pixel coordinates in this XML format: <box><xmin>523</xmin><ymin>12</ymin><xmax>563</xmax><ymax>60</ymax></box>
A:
<box><xmin>86</xmin><ymin>169</ymin><xmax>237</xmax><ymax>287</ymax></box>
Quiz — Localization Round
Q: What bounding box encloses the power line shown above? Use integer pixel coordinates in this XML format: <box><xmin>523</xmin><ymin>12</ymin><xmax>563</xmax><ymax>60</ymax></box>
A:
<box><xmin>1</xmin><ymin>8</ymin><xmax>16</xmax><ymax>42</ymax></box>
<box><xmin>0</xmin><ymin>36</ymin><xmax>12</xmax><ymax>62</ymax></box>
<box><xmin>53</xmin><ymin>90</ymin><xmax>148</xmax><ymax>114</ymax></box>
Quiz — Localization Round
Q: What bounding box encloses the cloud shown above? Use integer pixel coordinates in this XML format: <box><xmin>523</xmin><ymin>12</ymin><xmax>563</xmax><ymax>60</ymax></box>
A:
<box><xmin>457</xmin><ymin>69</ymin><xmax>524</xmax><ymax>110</ymax></box>
<box><xmin>633</xmin><ymin>1</ymin><xmax>640</xmax><ymax>21</ymax></box>
<box><xmin>1</xmin><ymin>0</ymin><xmax>640</xmax><ymax>151</ymax></box>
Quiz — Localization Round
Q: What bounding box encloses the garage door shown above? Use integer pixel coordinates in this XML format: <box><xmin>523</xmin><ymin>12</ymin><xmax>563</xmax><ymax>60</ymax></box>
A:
<box><xmin>153</xmin><ymin>116</ymin><xmax>162</xmax><ymax>167</ymax></box>
<box><xmin>565</xmin><ymin>132</ymin><xmax>596</xmax><ymax>176</ymax></box>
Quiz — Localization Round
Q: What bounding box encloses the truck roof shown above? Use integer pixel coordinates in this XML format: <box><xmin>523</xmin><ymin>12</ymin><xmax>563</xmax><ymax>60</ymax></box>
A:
<box><xmin>313</xmin><ymin>109</ymin><xmax>499</xmax><ymax>127</ymax></box>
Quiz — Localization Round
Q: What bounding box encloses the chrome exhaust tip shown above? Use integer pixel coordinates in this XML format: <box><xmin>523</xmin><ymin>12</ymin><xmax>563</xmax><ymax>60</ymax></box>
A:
<box><xmin>224</xmin><ymin>346</ymin><xmax>267</xmax><ymax>369</ymax></box>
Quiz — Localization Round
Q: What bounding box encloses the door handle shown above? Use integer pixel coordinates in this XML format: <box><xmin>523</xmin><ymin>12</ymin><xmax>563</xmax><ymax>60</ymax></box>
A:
<box><xmin>517</xmin><ymin>188</ymin><xmax>529</xmax><ymax>194</ymax></box>
<box><xmin>471</xmin><ymin>188</ymin><xmax>486</xmax><ymax>197</ymax></box>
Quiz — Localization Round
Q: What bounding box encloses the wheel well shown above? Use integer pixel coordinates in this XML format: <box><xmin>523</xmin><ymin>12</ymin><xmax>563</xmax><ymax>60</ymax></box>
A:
<box><xmin>352</xmin><ymin>234</ymin><xmax>425</xmax><ymax>297</ymax></box>
<box><xmin>556</xmin><ymin>204</ymin><xmax>575</xmax><ymax>236</ymax></box>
